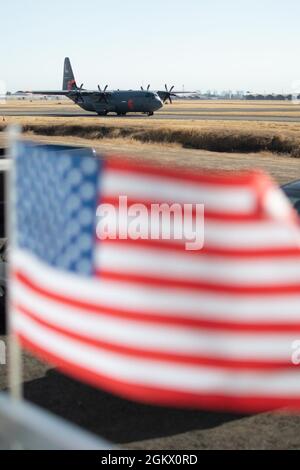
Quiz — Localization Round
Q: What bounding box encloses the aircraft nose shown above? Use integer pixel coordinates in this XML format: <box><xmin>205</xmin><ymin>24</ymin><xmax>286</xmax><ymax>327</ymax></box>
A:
<box><xmin>154</xmin><ymin>97</ymin><xmax>163</xmax><ymax>110</ymax></box>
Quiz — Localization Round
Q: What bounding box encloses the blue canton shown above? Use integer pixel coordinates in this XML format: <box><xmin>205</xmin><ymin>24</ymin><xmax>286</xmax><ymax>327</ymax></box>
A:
<box><xmin>15</xmin><ymin>142</ymin><xmax>100</xmax><ymax>276</ymax></box>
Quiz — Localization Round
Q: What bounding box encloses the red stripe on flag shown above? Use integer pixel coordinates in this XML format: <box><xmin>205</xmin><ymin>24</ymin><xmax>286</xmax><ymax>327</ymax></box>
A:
<box><xmin>97</xmin><ymin>237</ymin><xmax>300</xmax><ymax>258</ymax></box>
<box><xmin>16</xmin><ymin>332</ymin><xmax>300</xmax><ymax>413</ymax></box>
<box><xmin>99</xmin><ymin>270</ymin><xmax>300</xmax><ymax>295</ymax></box>
<box><xmin>99</xmin><ymin>196</ymin><xmax>264</xmax><ymax>222</ymax></box>
<box><xmin>14</xmin><ymin>303</ymin><xmax>296</xmax><ymax>371</ymax></box>
<box><xmin>105</xmin><ymin>158</ymin><xmax>270</xmax><ymax>188</ymax></box>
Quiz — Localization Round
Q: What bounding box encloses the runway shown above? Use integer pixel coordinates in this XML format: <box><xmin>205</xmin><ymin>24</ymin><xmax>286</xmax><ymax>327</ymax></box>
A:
<box><xmin>3</xmin><ymin>103</ymin><xmax>300</xmax><ymax>123</ymax></box>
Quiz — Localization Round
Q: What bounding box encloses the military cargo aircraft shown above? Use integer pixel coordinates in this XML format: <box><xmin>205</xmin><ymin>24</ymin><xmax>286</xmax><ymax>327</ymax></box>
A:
<box><xmin>24</xmin><ymin>58</ymin><xmax>191</xmax><ymax>116</ymax></box>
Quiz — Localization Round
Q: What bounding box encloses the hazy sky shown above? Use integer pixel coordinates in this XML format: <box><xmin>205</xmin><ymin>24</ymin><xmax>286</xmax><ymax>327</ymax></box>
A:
<box><xmin>1</xmin><ymin>0</ymin><xmax>300</xmax><ymax>93</ymax></box>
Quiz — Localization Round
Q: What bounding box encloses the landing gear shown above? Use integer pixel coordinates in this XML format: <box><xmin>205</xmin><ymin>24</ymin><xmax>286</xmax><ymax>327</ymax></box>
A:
<box><xmin>97</xmin><ymin>111</ymin><xmax>108</xmax><ymax>116</ymax></box>
<box><xmin>117</xmin><ymin>112</ymin><xmax>127</xmax><ymax>116</ymax></box>
<box><xmin>147</xmin><ymin>112</ymin><xmax>154</xmax><ymax>116</ymax></box>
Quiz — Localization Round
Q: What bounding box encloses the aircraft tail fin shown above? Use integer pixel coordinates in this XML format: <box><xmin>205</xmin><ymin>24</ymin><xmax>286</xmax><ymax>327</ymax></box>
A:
<box><xmin>63</xmin><ymin>57</ymin><xmax>77</xmax><ymax>91</ymax></box>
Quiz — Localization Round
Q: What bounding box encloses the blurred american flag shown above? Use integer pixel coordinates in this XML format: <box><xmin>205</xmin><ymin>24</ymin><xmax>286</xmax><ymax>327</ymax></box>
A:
<box><xmin>10</xmin><ymin>141</ymin><xmax>300</xmax><ymax>413</ymax></box>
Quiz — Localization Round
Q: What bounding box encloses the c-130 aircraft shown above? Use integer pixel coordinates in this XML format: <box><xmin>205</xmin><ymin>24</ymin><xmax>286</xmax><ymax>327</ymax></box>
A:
<box><xmin>26</xmin><ymin>57</ymin><xmax>191</xmax><ymax>117</ymax></box>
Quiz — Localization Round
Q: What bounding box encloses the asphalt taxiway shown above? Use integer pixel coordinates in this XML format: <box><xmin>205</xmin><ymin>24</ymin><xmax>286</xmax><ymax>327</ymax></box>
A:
<box><xmin>2</xmin><ymin>104</ymin><xmax>300</xmax><ymax>122</ymax></box>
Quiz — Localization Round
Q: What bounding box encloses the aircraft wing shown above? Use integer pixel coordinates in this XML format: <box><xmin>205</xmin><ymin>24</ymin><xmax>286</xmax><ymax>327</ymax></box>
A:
<box><xmin>26</xmin><ymin>90</ymin><xmax>102</xmax><ymax>97</ymax></box>
<box><xmin>24</xmin><ymin>90</ymin><xmax>70</xmax><ymax>96</ymax></box>
<box><xmin>157</xmin><ymin>90</ymin><xmax>194</xmax><ymax>101</ymax></box>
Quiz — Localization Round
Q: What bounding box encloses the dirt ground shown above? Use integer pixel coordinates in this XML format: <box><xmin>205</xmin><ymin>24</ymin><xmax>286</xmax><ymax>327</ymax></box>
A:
<box><xmin>1</xmin><ymin>104</ymin><xmax>300</xmax><ymax>450</ymax></box>
<box><xmin>1</xmin><ymin>334</ymin><xmax>300</xmax><ymax>450</ymax></box>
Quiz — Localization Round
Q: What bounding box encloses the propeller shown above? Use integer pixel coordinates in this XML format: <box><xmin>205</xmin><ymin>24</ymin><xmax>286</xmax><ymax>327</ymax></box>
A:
<box><xmin>141</xmin><ymin>84</ymin><xmax>151</xmax><ymax>91</ymax></box>
<box><xmin>74</xmin><ymin>83</ymin><xmax>84</xmax><ymax>103</ymax></box>
<box><xmin>163</xmin><ymin>84</ymin><xmax>176</xmax><ymax>104</ymax></box>
<box><xmin>97</xmin><ymin>85</ymin><xmax>109</xmax><ymax>103</ymax></box>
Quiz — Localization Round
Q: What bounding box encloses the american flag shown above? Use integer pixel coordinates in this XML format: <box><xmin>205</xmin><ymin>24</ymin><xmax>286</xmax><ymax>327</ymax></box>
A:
<box><xmin>11</xmin><ymin>141</ymin><xmax>300</xmax><ymax>413</ymax></box>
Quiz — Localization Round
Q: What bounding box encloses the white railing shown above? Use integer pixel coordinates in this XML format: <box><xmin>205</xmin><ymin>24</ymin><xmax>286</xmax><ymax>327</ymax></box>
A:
<box><xmin>0</xmin><ymin>393</ymin><xmax>113</xmax><ymax>450</ymax></box>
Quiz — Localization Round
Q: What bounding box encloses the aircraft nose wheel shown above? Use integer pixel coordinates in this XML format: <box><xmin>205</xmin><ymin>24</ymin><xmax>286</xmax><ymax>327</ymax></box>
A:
<box><xmin>147</xmin><ymin>112</ymin><xmax>154</xmax><ymax>116</ymax></box>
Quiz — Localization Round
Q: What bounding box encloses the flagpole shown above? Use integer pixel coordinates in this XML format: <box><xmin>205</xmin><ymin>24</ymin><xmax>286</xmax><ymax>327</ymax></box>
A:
<box><xmin>7</xmin><ymin>125</ymin><xmax>23</xmax><ymax>401</ymax></box>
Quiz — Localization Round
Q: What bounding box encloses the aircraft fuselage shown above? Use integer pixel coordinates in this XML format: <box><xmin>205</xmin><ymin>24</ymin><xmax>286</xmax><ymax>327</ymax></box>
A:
<box><xmin>69</xmin><ymin>90</ymin><xmax>163</xmax><ymax>115</ymax></box>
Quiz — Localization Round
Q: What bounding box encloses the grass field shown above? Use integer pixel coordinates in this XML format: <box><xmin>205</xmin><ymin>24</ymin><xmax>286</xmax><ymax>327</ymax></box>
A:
<box><xmin>2</xmin><ymin>100</ymin><xmax>300</xmax><ymax>157</ymax></box>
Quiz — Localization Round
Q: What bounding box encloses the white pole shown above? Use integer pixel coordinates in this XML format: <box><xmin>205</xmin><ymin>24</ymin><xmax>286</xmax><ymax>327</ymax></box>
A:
<box><xmin>6</xmin><ymin>125</ymin><xmax>23</xmax><ymax>401</ymax></box>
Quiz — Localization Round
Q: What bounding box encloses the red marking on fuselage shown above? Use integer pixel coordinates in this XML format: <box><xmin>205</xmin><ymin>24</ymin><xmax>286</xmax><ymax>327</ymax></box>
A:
<box><xmin>128</xmin><ymin>99</ymin><xmax>134</xmax><ymax>110</ymax></box>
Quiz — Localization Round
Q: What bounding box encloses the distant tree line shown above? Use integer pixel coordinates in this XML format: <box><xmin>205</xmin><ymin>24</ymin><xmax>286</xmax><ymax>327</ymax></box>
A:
<box><xmin>245</xmin><ymin>94</ymin><xmax>296</xmax><ymax>101</ymax></box>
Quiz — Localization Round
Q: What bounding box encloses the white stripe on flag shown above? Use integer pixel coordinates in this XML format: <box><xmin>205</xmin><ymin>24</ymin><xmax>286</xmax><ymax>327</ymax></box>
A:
<box><xmin>102</xmin><ymin>170</ymin><xmax>257</xmax><ymax>214</ymax></box>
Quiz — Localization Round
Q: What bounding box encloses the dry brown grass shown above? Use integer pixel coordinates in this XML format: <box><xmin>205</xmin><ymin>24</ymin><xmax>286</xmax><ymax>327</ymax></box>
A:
<box><xmin>2</xmin><ymin>99</ymin><xmax>300</xmax><ymax>157</ymax></box>
<box><xmin>1</xmin><ymin>119</ymin><xmax>300</xmax><ymax>157</ymax></box>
